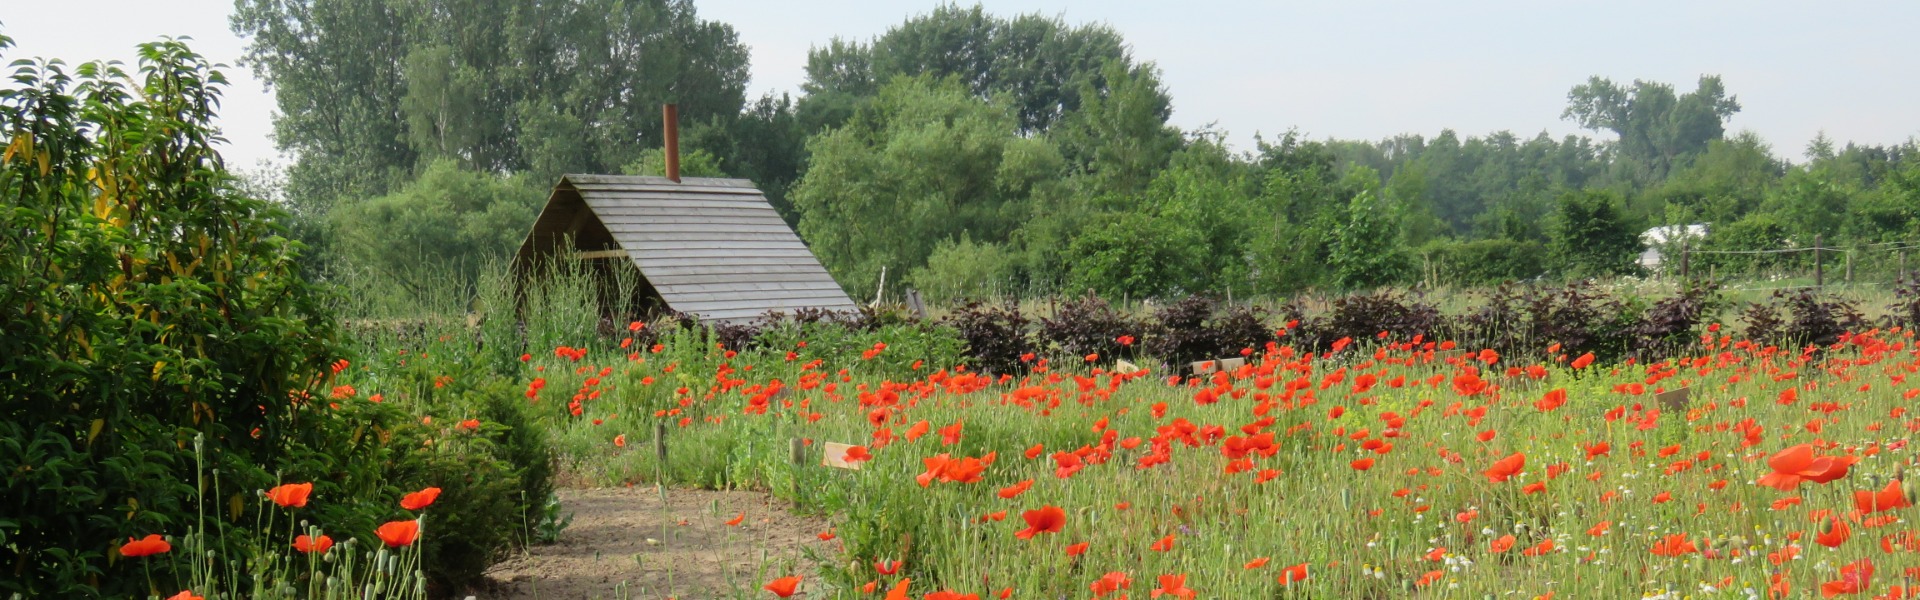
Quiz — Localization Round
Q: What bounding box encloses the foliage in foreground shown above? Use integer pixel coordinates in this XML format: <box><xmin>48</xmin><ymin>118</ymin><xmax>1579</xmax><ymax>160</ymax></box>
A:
<box><xmin>0</xmin><ymin>38</ymin><xmax>550</xmax><ymax>597</ymax></box>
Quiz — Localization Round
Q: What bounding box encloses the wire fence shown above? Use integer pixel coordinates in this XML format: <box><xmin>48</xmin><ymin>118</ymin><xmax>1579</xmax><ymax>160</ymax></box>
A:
<box><xmin>1662</xmin><ymin>233</ymin><xmax>1919</xmax><ymax>291</ymax></box>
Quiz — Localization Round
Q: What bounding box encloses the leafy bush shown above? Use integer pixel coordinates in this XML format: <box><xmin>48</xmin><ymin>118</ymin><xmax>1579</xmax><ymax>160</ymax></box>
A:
<box><xmin>1632</xmin><ymin>284</ymin><xmax>1724</xmax><ymax>358</ymax></box>
<box><xmin>1294</xmin><ymin>290</ymin><xmax>1446</xmax><ymax>351</ymax></box>
<box><xmin>1742</xmin><ymin>289</ymin><xmax>1863</xmax><ymax>348</ymax></box>
<box><xmin>1454</xmin><ymin>283</ymin><xmax>1640</xmax><ymax>362</ymax></box>
<box><xmin>0</xmin><ymin>40</ymin><xmax>347</xmax><ymax>596</ymax></box>
<box><xmin>1431</xmin><ymin>238</ymin><xmax>1549</xmax><ymax>286</ymax></box>
<box><xmin>941</xmin><ymin>301</ymin><xmax>1035</xmax><ymax>376</ymax></box>
<box><xmin>1143</xmin><ymin>297</ymin><xmax>1274</xmax><ymax>366</ymax></box>
<box><xmin>1037</xmin><ymin>296</ymin><xmax>1147</xmax><ymax>362</ymax></box>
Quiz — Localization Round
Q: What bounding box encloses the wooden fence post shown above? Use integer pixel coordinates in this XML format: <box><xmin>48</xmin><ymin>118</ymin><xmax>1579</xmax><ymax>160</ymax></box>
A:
<box><xmin>1902</xmin><ymin>250</ymin><xmax>1909</xmax><ymax>281</ymax></box>
<box><xmin>653</xmin><ymin>420</ymin><xmax>669</xmax><ymax>499</ymax></box>
<box><xmin>1814</xmin><ymin>234</ymin><xmax>1824</xmax><ymax>288</ymax></box>
<box><xmin>1677</xmin><ymin>242</ymin><xmax>1690</xmax><ymax>284</ymax></box>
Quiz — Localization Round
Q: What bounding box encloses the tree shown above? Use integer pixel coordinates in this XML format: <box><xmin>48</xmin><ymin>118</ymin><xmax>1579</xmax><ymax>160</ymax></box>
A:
<box><xmin>797</xmin><ymin>4</ymin><xmax>1161</xmax><ymax>136</ymax></box>
<box><xmin>1065</xmin><ymin>211</ymin><xmax>1206</xmax><ymax>298</ymax></box>
<box><xmin>1562</xmin><ymin>75</ymin><xmax>1741</xmax><ymax>180</ymax></box>
<box><xmin>327</xmin><ymin>160</ymin><xmax>542</xmax><ymax>293</ymax></box>
<box><xmin>1550</xmin><ymin>189</ymin><xmax>1644</xmax><ymax>278</ymax></box>
<box><xmin>790</xmin><ymin>77</ymin><xmax>1062</xmax><ymax>294</ymax></box>
<box><xmin>232</xmin><ymin>0</ymin><xmax>752</xmax><ymax>210</ymax></box>
<box><xmin>1329</xmin><ymin>166</ymin><xmax>1413</xmax><ymax>289</ymax></box>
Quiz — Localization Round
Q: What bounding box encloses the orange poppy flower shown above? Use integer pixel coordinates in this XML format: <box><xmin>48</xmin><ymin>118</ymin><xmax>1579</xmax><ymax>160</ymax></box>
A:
<box><xmin>1490</xmin><ymin>534</ymin><xmax>1516</xmax><ymax>553</ymax></box>
<box><xmin>1089</xmin><ymin>571</ymin><xmax>1131</xmax><ymax>597</ymax></box>
<box><xmin>375</xmin><ymin>520</ymin><xmax>420</xmax><ymax>547</ymax></box>
<box><xmin>400</xmin><ymin>487</ymin><xmax>441</xmax><ymax>511</ymax></box>
<box><xmin>166</xmin><ymin>592</ymin><xmax>203</xmax><ymax>600</ymax></box>
<box><xmin>1484</xmin><ymin>452</ymin><xmax>1526</xmax><ymax>483</ymax></box>
<box><xmin>1149</xmin><ymin>533</ymin><xmax>1175</xmax><ymax>552</ymax></box>
<box><xmin>1350</xmin><ymin>458</ymin><xmax>1375</xmax><ymax>471</ymax></box>
<box><xmin>1758</xmin><ymin>444</ymin><xmax>1858</xmax><ymax>490</ymax></box>
<box><xmin>292</xmin><ymin>534</ymin><xmax>334</xmax><ymax>554</ymax></box>
<box><xmin>1815</xmin><ymin>516</ymin><xmax>1851</xmax><ymax>548</ymax></box>
<box><xmin>1571</xmin><ymin>353</ymin><xmax>1595</xmax><ymax>369</ymax></box>
<box><xmin>1819</xmin><ymin>558</ymin><xmax>1873</xmax><ymax>597</ymax></box>
<box><xmin>1650</xmin><ymin>533</ymin><xmax>1697</xmax><ymax>556</ymax></box>
<box><xmin>1243</xmin><ymin>556</ymin><xmax>1270</xmax><ymax>569</ymax></box>
<box><xmin>843</xmin><ymin>445</ymin><xmax>873</xmax><ymax>464</ymax></box>
<box><xmin>1853</xmin><ymin>479</ymin><xmax>1910</xmax><ymax>514</ymax></box>
<box><xmin>763</xmin><ymin>575</ymin><xmax>802</xmax><ymax>598</ymax></box>
<box><xmin>120</xmin><ymin>534</ymin><xmax>171</xmax><ymax>557</ymax></box>
<box><xmin>1278</xmin><ymin>563</ymin><xmax>1309</xmax><ymax>585</ymax></box>
<box><xmin>998</xmin><ymin>480</ymin><xmax>1034</xmax><ymax>499</ymax></box>
<box><xmin>1151</xmin><ymin>574</ymin><xmax>1195</xmax><ymax>599</ymax></box>
<box><xmin>1015</xmin><ymin>506</ymin><xmax>1065</xmax><ymax>539</ymax></box>
<box><xmin>267</xmin><ymin>483</ymin><xmax>312</xmax><ymax>509</ymax></box>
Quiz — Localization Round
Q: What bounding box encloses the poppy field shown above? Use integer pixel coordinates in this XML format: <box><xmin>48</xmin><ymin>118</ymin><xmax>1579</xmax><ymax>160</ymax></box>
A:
<box><xmin>377</xmin><ymin>314</ymin><xmax>1920</xmax><ymax>600</ymax></box>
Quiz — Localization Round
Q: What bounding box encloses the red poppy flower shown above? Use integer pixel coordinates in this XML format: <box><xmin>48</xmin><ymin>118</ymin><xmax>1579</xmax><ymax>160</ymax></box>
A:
<box><xmin>1278</xmin><ymin>563</ymin><xmax>1309</xmax><ymax>585</ymax></box>
<box><xmin>1015</xmin><ymin>505</ymin><xmax>1066</xmax><ymax>539</ymax></box>
<box><xmin>166</xmin><ymin>592</ymin><xmax>203</xmax><ymax>600</ymax></box>
<box><xmin>1490</xmin><ymin>534</ymin><xmax>1516</xmax><ymax>553</ymax></box>
<box><xmin>1571</xmin><ymin>352</ymin><xmax>1595</xmax><ymax>369</ymax></box>
<box><xmin>267</xmin><ymin>482</ymin><xmax>313</xmax><ymax>508</ymax></box>
<box><xmin>1650</xmin><ymin>533</ymin><xmax>1697</xmax><ymax>556</ymax></box>
<box><xmin>1815</xmin><ymin>516</ymin><xmax>1851</xmax><ymax>548</ymax></box>
<box><xmin>1089</xmin><ymin>571</ymin><xmax>1131</xmax><ymax>597</ymax></box>
<box><xmin>1149</xmin><ymin>533</ymin><xmax>1175</xmax><ymax>552</ymax></box>
<box><xmin>764</xmin><ymin>575</ymin><xmax>802</xmax><ymax>597</ymax></box>
<box><xmin>1484</xmin><ymin>452</ymin><xmax>1526</xmax><ymax>483</ymax></box>
<box><xmin>1151</xmin><ymin>574</ymin><xmax>1195</xmax><ymax>599</ymax></box>
<box><xmin>1819</xmin><ymin>558</ymin><xmax>1872</xmax><ymax>597</ymax></box>
<box><xmin>375</xmin><ymin>520</ymin><xmax>420</xmax><ymax>547</ymax></box>
<box><xmin>1350</xmin><ymin>458</ymin><xmax>1375</xmax><ymax>471</ymax></box>
<box><xmin>400</xmin><ymin>487</ymin><xmax>441</xmax><ymax>511</ymax></box>
<box><xmin>1065</xmin><ymin>541</ymin><xmax>1089</xmax><ymax>556</ymax></box>
<box><xmin>1758</xmin><ymin>444</ymin><xmax>1858</xmax><ymax>490</ymax></box>
<box><xmin>120</xmin><ymin>534</ymin><xmax>171</xmax><ymax>557</ymax></box>
<box><xmin>998</xmin><ymin>479</ymin><xmax>1034</xmax><ymax>499</ymax></box>
<box><xmin>293</xmin><ymin>534</ymin><xmax>334</xmax><ymax>554</ymax></box>
<box><xmin>1853</xmin><ymin>479</ymin><xmax>1910</xmax><ymax>514</ymax></box>
<box><xmin>843</xmin><ymin>445</ymin><xmax>873</xmax><ymax>464</ymax></box>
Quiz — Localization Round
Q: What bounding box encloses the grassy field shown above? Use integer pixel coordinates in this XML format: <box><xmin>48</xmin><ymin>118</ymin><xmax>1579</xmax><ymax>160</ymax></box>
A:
<box><xmin>335</xmin><ymin>286</ymin><xmax>1919</xmax><ymax>599</ymax></box>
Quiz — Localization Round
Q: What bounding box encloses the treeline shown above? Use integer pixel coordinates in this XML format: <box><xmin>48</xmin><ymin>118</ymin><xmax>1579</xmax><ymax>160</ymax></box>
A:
<box><xmin>233</xmin><ymin>1</ymin><xmax>1920</xmax><ymax>301</ymax></box>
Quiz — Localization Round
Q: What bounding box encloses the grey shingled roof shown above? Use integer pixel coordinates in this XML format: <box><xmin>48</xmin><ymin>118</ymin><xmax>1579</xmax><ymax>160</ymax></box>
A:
<box><xmin>517</xmin><ymin>174</ymin><xmax>859</xmax><ymax>323</ymax></box>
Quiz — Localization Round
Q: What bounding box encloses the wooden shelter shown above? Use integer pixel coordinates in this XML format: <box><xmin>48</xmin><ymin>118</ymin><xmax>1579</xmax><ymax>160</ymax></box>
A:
<box><xmin>512</xmin><ymin>174</ymin><xmax>859</xmax><ymax>323</ymax></box>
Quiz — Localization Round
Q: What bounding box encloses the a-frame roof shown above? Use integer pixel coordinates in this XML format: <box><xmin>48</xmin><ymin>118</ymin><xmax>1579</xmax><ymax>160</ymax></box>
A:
<box><xmin>516</xmin><ymin>174</ymin><xmax>859</xmax><ymax>323</ymax></box>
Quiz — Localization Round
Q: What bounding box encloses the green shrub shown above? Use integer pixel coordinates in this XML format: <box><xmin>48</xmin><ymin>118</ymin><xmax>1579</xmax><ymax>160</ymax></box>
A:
<box><xmin>0</xmin><ymin>39</ymin><xmax>346</xmax><ymax>595</ymax></box>
<box><xmin>1430</xmin><ymin>238</ymin><xmax>1549</xmax><ymax>286</ymax></box>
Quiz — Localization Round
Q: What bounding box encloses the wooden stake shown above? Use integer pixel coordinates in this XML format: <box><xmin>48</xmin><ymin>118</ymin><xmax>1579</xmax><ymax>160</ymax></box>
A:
<box><xmin>653</xmin><ymin>420</ymin><xmax>669</xmax><ymax>499</ymax></box>
<box><xmin>1814</xmin><ymin>234</ymin><xmax>1824</xmax><ymax>288</ymax></box>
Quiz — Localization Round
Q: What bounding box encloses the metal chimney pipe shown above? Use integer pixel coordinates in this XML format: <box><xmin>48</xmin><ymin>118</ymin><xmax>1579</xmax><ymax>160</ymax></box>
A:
<box><xmin>662</xmin><ymin>103</ymin><xmax>680</xmax><ymax>183</ymax></box>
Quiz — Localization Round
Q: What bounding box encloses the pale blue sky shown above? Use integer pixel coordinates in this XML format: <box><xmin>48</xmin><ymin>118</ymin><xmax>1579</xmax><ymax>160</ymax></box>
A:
<box><xmin>8</xmin><ymin>1</ymin><xmax>1918</xmax><ymax>171</ymax></box>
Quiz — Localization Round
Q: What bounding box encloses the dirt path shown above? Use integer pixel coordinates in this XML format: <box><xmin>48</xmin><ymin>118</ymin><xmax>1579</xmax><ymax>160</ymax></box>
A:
<box><xmin>478</xmin><ymin>487</ymin><xmax>834</xmax><ymax>600</ymax></box>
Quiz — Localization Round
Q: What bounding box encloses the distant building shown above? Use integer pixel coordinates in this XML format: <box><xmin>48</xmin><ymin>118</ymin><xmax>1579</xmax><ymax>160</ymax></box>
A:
<box><xmin>1639</xmin><ymin>223</ymin><xmax>1709</xmax><ymax>270</ymax></box>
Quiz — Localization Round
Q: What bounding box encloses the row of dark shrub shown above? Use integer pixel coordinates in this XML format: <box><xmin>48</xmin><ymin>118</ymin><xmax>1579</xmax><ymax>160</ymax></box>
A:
<box><xmin>678</xmin><ymin>279</ymin><xmax>1920</xmax><ymax>375</ymax></box>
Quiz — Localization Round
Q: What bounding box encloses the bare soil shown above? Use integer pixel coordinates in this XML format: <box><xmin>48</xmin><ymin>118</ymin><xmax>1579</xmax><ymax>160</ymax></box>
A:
<box><xmin>476</xmin><ymin>486</ymin><xmax>833</xmax><ymax>600</ymax></box>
